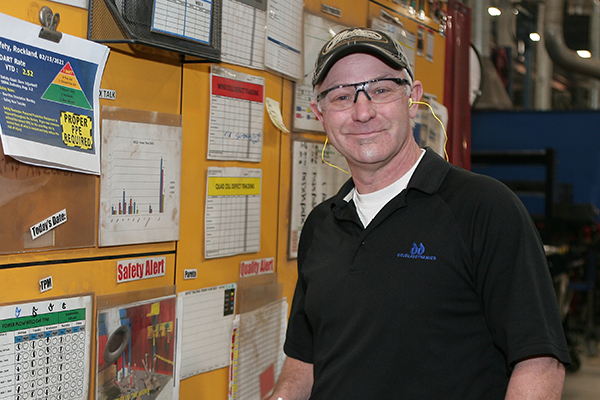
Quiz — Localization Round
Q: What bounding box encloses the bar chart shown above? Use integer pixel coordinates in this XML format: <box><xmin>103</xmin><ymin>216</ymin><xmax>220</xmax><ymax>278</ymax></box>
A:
<box><xmin>109</xmin><ymin>154</ymin><xmax>166</xmax><ymax>216</ymax></box>
<box><xmin>99</xmin><ymin>118</ymin><xmax>182</xmax><ymax>247</ymax></box>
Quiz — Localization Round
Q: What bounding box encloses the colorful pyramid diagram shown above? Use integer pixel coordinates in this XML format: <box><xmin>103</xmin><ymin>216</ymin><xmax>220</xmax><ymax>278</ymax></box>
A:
<box><xmin>41</xmin><ymin>62</ymin><xmax>92</xmax><ymax>110</ymax></box>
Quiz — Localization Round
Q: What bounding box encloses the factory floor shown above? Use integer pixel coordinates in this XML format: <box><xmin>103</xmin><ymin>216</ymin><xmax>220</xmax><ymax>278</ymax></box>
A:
<box><xmin>562</xmin><ymin>354</ymin><xmax>600</xmax><ymax>398</ymax></box>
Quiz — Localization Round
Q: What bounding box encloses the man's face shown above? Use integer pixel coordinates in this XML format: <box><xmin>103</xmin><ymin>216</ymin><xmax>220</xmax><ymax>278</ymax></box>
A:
<box><xmin>311</xmin><ymin>53</ymin><xmax>420</xmax><ymax>172</ymax></box>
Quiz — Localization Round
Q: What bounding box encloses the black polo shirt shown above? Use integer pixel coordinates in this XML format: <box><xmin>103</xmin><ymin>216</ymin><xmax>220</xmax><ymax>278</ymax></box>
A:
<box><xmin>284</xmin><ymin>149</ymin><xmax>569</xmax><ymax>400</ymax></box>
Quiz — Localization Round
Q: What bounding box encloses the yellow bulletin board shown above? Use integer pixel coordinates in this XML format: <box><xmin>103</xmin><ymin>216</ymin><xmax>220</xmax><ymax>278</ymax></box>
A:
<box><xmin>175</xmin><ymin>59</ymin><xmax>287</xmax><ymax>399</ymax></box>
<box><xmin>0</xmin><ymin>0</ymin><xmax>179</xmax><ymax>396</ymax></box>
<box><xmin>0</xmin><ymin>0</ymin><xmax>449</xmax><ymax>399</ymax></box>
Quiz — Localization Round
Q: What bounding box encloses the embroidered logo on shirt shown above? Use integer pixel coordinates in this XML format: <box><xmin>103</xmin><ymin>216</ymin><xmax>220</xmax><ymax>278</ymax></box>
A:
<box><xmin>397</xmin><ymin>243</ymin><xmax>437</xmax><ymax>260</ymax></box>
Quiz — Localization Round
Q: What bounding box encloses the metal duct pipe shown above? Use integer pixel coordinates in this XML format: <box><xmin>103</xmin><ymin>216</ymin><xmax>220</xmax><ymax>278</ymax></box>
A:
<box><xmin>591</xmin><ymin>0</ymin><xmax>600</xmax><ymax>108</ymax></box>
<box><xmin>544</xmin><ymin>0</ymin><xmax>600</xmax><ymax>80</ymax></box>
<box><xmin>535</xmin><ymin>3</ymin><xmax>552</xmax><ymax>110</ymax></box>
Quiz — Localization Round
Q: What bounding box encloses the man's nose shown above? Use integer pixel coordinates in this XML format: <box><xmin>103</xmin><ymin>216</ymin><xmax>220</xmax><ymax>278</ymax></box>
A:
<box><xmin>352</xmin><ymin>90</ymin><xmax>377</xmax><ymax>120</ymax></box>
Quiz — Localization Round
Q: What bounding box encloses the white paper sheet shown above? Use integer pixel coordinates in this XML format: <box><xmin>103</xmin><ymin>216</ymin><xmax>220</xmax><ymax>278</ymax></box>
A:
<box><xmin>264</xmin><ymin>0</ymin><xmax>303</xmax><ymax>80</ymax></box>
<box><xmin>221</xmin><ymin>0</ymin><xmax>266</xmax><ymax>69</ymax></box>
<box><xmin>414</xmin><ymin>94</ymin><xmax>448</xmax><ymax>159</ymax></box>
<box><xmin>49</xmin><ymin>0</ymin><xmax>89</xmax><ymax>9</ymax></box>
<box><xmin>289</xmin><ymin>140</ymin><xmax>349</xmax><ymax>258</ymax></box>
<box><xmin>229</xmin><ymin>299</ymin><xmax>287</xmax><ymax>400</ymax></box>
<box><xmin>205</xmin><ymin>167</ymin><xmax>262</xmax><ymax>259</ymax></box>
<box><xmin>208</xmin><ymin>65</ymin><xmax>265</xmax><ymax>162</ymax></box>
<box><xmin>98</xmin><ymin>118</ymin><xmax>182</xmax><ymax>247</ymax></box>
<box><xmin>292</xmin><ymin>13</ymin><xmax>347</xmax><ymax>132</ymax></box>
<box><xmin>176</xmin><ymin>284</ymin><xmax>237</xmax><ymax>380</ymax></box>
<box><xmin>151</xmin><ymin>0</ymin><xmax>213</xmax><ymax>44</ymax></box>
<box><xmin>0</xmin><ymin>294</ymin><xmax>93</xmax><ymax>400</ymax></box>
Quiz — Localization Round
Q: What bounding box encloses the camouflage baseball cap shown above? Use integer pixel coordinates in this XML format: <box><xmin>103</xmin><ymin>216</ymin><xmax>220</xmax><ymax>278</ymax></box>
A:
<box><xmin>312</xmin><ymin>27</ymin><xmax>413</xmax><ymax>87</ymax></box>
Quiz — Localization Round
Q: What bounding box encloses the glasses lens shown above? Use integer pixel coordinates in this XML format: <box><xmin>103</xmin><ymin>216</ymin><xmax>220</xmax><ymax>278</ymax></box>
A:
<box><xmin>367</xmin><ymin>80</ymin><xmax>406</xmax><ymax>104</ymax></box>
<box><xmin>318</xmin><ymin>79</ymin><xmax>408</xmax><ymax>111</ymax></box>
<box><xmin>321</xmin><ymin>86</ymin><xmax>357</xmax><ymax>111</ymax></box>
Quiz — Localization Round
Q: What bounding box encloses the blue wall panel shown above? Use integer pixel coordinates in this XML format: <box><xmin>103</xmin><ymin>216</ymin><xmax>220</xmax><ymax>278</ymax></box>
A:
<box><xmin>471</xmin><ymin>110</ymin><xmax>600</xmax><ymax>214</ymax></box>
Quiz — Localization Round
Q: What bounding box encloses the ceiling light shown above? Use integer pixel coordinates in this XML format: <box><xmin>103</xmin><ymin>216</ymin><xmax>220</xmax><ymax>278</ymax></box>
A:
<box><xmin>529</xmin><ymin>33</ymin><xmax>541</xmax><ymax>42</ymax></box>
<box><xmin>577</xmin><ymin>50</ymin><xmax>592</xmax><ymax>59</ymax></box>
<box><xmin>488</xmin><ymin>7</ymin><xmax>502</xmax><ymax>16</ymax></box>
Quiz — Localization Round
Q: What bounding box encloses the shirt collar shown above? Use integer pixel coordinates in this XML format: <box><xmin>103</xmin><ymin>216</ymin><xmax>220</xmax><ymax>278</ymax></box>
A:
<box><xmin>332</xmin><ymin>147</ymin><xmax>452</xmax><ymax>211</ymax></box>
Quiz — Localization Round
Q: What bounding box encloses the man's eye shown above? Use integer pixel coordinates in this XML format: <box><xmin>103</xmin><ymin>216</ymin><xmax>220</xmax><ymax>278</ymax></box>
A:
<box><xmin>330</xmin><ymin>94</ymin><xmax>352</xmax><ymax>102</ymax></box>
<box><xmin>372</xmin><ymin>85</ymin><xmax>394</xmax><ymax>95</ymax></box>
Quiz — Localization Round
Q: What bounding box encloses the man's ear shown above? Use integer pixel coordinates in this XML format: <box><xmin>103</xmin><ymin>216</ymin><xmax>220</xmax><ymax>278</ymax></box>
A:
<box><xmin>408</xmin><ymin>81</ymin><xmax>423</xmax><ymax>119</ymax></box>
<box><xmin>310</xmin><ymin>100</ymin><xmax>325</xmax><ymax>124</ymax></box>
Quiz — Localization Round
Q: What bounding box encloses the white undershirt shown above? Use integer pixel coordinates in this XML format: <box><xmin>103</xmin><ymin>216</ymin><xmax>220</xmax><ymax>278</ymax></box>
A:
<box><xmin>349</xmin><ymin>149</ymin><xmax>425</xmax><ymax>227</ymax></box>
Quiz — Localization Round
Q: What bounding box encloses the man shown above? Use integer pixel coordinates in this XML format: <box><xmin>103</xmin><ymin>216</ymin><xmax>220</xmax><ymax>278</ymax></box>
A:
<box><xmin>270</xmin><ymin>28</ymin><xmax>569</xmax><ymax>400</ymax></box>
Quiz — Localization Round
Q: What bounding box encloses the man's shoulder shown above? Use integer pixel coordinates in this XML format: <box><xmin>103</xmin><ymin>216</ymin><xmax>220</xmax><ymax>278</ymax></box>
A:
<box><xmin>434</xmin><ymin>165</ymin><xmax>535</xmax><ymax>233</ymax></box>
<box><xmin>442</xmin><ymin>165</ymin><xmax>519</xmax><ymax>203</ymax></box>
<box><xmin>412</xmin><ymin>149</ymin><xmax>517</xmax><ymax>205</ymax></box>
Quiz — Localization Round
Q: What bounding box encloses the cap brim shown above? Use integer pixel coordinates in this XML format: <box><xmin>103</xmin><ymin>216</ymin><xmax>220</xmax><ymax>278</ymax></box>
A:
<box><xmin>312</xmin><ymin>43</ymin><xmax>411</xmax><ymax>87</ymax></box>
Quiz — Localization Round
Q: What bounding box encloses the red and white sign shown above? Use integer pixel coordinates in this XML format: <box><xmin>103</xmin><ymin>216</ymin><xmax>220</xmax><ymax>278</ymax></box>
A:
<box><xmin>239</xmin><ymin>257</ymin><xmax>274</xmax><ymax>278</ymax></box>
<box><xmin>117</xmin><ymin>256</ymin><xmax>166</xmax><ymax>283</ymax></box>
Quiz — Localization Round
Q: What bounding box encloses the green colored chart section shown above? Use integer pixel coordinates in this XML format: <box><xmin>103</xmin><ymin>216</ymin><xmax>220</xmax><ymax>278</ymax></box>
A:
<box><xmin>42</xmin><ymin>84</ymin><xmax>92</xmax><ymax>110</ymax></box>
<box><xmin>0</xmin><ymin>308</ymin><xmax>86</xmax><ymax>333</ymax></box>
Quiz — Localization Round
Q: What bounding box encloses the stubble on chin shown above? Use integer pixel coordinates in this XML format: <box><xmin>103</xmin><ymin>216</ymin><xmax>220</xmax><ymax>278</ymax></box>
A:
<box><xmin>355</xmin><ymin>137</ymin><xmax>380</xmax><ymax>159</ymax></box>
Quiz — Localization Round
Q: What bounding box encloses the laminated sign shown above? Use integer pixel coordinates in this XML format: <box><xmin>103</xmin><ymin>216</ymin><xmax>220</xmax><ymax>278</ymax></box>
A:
<box><xmin>0</xmin><ymin>13</ymin><xmax>109</xmax><ymax>174</ymax></box>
